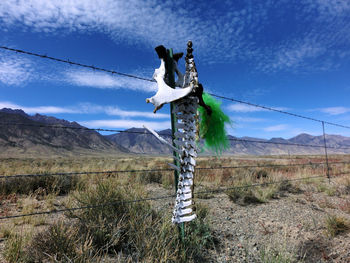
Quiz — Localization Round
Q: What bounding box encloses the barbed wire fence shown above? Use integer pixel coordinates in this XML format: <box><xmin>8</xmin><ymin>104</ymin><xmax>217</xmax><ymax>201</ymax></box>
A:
<box><xmin>0</xmin><ymin>45</ymin><xmax>350</xmax><ymax>222</ymax></box>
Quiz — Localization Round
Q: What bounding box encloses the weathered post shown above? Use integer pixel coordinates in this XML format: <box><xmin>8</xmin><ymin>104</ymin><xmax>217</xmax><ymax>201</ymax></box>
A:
<box><xmin>145</xmin><ymin>41</ymin><xmax>212</xmax><ymax>243</ymax></box>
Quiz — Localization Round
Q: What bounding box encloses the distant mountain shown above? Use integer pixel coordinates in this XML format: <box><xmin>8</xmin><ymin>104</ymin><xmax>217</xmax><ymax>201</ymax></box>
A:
<box><xmin>106</xmin><ymin>128</ymin><xmax>172</xmax><ymax>154</ymax></box>
<box><xmin>2</xmin><ymin>107</ymin><xmax>350</xmax><ymax>157</ymax></box>
<box><xmin>105</xmin><ymin>129</ymin><xmax>350</xmax><ymax>156</ymax></box>
<box><xmin>0</xmin><ymin>108</ymin><xmax>128</xmax><ymax>157</ymax></box>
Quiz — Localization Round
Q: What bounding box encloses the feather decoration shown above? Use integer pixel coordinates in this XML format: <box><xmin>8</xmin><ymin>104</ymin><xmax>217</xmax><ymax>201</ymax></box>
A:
<box><xmin>198</xmin><ymin>93</ymin><xmax>232</xmax><ymax>155</ymax></box>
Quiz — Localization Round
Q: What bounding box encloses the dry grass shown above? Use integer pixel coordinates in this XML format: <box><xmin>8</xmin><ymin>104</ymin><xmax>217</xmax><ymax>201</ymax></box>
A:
<box><xmin>324</xmin><ymin>214</ymin><xmax>350</xmax><ymax>237</ymax></box>
<box><xmin>1</xmin><ymin>154</ymin><xmax>350</xmax><ymax>261</ymax></box>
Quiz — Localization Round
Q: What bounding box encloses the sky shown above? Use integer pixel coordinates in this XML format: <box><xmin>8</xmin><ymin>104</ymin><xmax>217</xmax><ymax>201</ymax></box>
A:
<box><xmin>0</xmin><ymin>0</ymin><xmax>350</xmax><ymax>139</ymax></box>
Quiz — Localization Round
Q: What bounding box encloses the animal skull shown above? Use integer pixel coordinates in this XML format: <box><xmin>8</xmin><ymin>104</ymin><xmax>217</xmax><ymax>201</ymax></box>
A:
<box><xmin>146</xmin><ymin>58</ymin><xmax>193</xmax><ymax>113</ymax></box>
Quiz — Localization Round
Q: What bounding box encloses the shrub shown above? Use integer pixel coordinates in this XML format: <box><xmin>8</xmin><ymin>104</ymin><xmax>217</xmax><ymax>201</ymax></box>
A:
<box><xmin>26</xmin><ymin>222</ymin><xmax>80</xmax><ymax>262</ymax></box>
<box><xmin>226</xmin><ymin>184</ymin><xmax>265</xmax><ymax>205</ymax></box>
<box><xmin>0</xmin><ymin>175</ymin><xmax>80</xmax><ymax>196</ymax></box>
<box><xmin>66</xmin><ymin>179</ymin><xmax>214</xmax><ymax>261</ymax></box>
<box><xmin>260</xmin><ymin>246</ymin><xmax>294</xmax><ymax>263</ymax></box>
<box><xmin>3</xmin><ymin>233</ymin><xmax>27</xmax><ymax>263</ymax></box>
<box><xmin>325</xmin><ymin>215</ymin><xmax>350</xmax><ymax>237</ymax></box>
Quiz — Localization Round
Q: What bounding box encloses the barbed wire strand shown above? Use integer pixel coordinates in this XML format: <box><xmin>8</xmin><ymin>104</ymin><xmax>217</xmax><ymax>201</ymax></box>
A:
<box><xmin>1</xmin><ymin>45</ymin><xmax>350</xmax><ymax>130</ymax></box>
<box><xmin>208</xmin><ymin>93</ymin><xmax>350</xmax><ymax>130</ymax></box>
<box><xmin>0</xmin><ymin>122</ymin><xmax>171</xmax><ymax>136</ymax></box>
<box><xmin>2</xmin><ymin>160</ymin><xmax>350</xmax><ymax>180</ymax></box>
<box><xmin>1</xmin><ymin>171</ymin><xmax>349</xmax><ymax>221</ymax></box>
<box><xmin>1</xmin><ymin>121</ymin><xmax>350</xmax><ymax>150</ymax></box>
<box><xmin>0</xmin><ymin>46</ymin><xmax>155</xmax><ymax>83</ymax></box>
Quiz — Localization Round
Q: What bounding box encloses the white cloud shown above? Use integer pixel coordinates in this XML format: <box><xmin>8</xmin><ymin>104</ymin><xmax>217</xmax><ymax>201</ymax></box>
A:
<box><xmin>227</xmin><ymin>103</ymin><xmax>288</xmax><ymax>113</ymax></box>
<box><xmin>227</xmin><ymin>104</ymin><xmax>264</xmax><ymax>113</ymax></box>
<box><xmin>258</xmin><ymin>39</ymin><xmax>325</xmax><ymax>73</ymax></box>
<box><xmin>77</xmin><ymin>103</ymin><xmax>168</xmax><ymax>119</ymax></box>
<box><xmin>0</xmin><ymin>101</ymin><xmax>168</xmax><ymax>119</ymax></box>
<box><xmin>79</xmin><ymin>119</ymin><xmax>170</xmax><ymax>130</ymax></box>
<box><xmin>305</xmin><ymin>0</ymin><xmax>350</xmax><ymax>17</ymax></box>
<box><xmin>65</xmin><ymin>69</ymin><xmax>156</xmax><ymax>92</ymax></box>
<box><xmin>0</xmin><ymin>53</ymin><xmax>33</xmax><ymax>85</ymax></box>
<box><xmin>233</xmin><ymin>116</ymin><xmax>266</xmax><ymax>122</ymax></box>
<box><xmin>263</xmin><ymin>124</ymin><xmax>289</xmax><ymax>132</ymax></box>
<box><xmin>319</xmin><ymin>106</ymin><xmax>350</xmax><ymax>115</ymax></box>
<box><xmin>0</xmin><ymin>0</ymin><xmax>349</xmax><ymax>72</ymax></box>
<box><xmin>0</xmin><ymin>0</ymin><xmax>298</xmax><ymax>66</ymax></box>
<box><xmin>0</xmin><ymin>101</ymin><xmax>79</xmax><ymax>114</ymax></box>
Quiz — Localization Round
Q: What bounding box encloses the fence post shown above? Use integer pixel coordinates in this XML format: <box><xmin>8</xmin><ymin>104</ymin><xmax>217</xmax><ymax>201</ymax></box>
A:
<box><xmin>322</xmin><ymin>121</ymin><xmax>331</xmax><ymax>183</ymax></box>
<box><xmin>165</xmin><ymin>48</ymin><xmax>185</xmax><ymax>242</ymax></box>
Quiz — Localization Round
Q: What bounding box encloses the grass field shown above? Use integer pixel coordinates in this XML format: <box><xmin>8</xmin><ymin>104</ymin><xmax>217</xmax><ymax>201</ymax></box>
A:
<box><xmin>1</xmin><ymin>155</ymin><xmax>350</xmax><ymax>262</ymax></box>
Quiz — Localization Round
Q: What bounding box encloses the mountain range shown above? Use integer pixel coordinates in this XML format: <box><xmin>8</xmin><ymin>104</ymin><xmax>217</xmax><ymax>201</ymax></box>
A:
<box><xmin>0</xmin><ymin>108</ymin><xmax>128</xmax><ymax>157</ymax></box>
<box><xmin>1</xmin><ymin>108</ymin><xmax>350</xmax><ymax>157</ymax></box>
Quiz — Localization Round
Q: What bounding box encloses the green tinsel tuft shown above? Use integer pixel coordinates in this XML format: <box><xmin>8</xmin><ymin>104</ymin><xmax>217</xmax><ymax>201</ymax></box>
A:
<box><xmin>198</xmin><ymin>93</ymin><xmax>232</xmax><ymax>155</ymax></box>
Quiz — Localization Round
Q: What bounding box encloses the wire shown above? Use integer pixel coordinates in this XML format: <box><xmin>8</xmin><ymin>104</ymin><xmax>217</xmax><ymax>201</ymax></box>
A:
<box><xmin>0</xmin><ymin>194</ymin><xmax>175</xmax><ymax>220</ymax></box>
<box><xmin>2</xmin><ymin>45</ymin><xmax>350</xmax><ymax>130</ymax></box>
<box><xmin>1</xmin><ymin>171</ymin><xmax>349</xmax><ymax>220</ymax></box>
<box><xmin>0</xmin><ymin>122</ymin><xmax>172</xmax><ymax>136</ymax></box>
<box><xmin>208</xmin><ymin>93</ymin><xmax>350</xmax><ymax>130</ymax></box>
<box><xmin>193</xmin><ymin>173</ymin><xmax>346</xmax><ymax>195</ymax></box>
<box><xmin>2</xmin><ymin>121</ymin><xmax>350</xmax><ymax>150</ymax></box>
<box><xmin>0</xmin><ymin>46</ymin><xmax>155</xmax><ymax>83</ymax></box>
<box><xmin>0</xmin><ymin>168</ymin><xmax>174</xmax><ymax>179</ymax></box>
<box><xmin>1</xmin><ymin>161</ymin><xmax>349</xmax><ymax>180</ymax></box>
<box><xmin>227</xmin><ymin>137</ymin><xmax>350</xmax><ymax>150</ymax></box>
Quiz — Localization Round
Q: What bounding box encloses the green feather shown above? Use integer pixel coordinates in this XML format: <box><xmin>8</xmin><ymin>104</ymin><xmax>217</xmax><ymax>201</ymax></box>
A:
<box><xmin>198</xmin><ymin>93</ymin><xmax>232</xmax><ymax>155</ymax></box>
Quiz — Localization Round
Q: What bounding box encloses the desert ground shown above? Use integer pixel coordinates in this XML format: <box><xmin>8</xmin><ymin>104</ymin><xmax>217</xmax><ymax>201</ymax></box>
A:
<box><xmin>0</xmin><ymin>155</ymin><xmax>350</xmax><ymax>262</ymax></box>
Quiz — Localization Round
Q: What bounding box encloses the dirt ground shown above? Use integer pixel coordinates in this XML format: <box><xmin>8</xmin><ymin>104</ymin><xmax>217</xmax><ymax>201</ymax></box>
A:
<box><xmin>148</xmin><ymin>182</ymin><xmax>350</xmax><ymax>263</ymax></box>
<box><xmin>1</xmin><ymin>156</ymin><xmax>350</xmax><ymax>262</ymax></box>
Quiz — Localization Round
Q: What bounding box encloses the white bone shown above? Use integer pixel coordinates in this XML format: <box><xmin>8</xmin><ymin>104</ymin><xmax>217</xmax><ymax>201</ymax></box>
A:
<box><xmin>174</xmin><ymin>139</ymin><xmax>187</xmax><ymax>148</ymax></box>
<box><xmin>178</xmin><ymin>192</ymin><xmax>192</xmax><ymax>200</ymax></box>
<box><xmin>175</xmin><ymin>200</ymin><xmax>192</xmax><ymax>208</ymax></box>
<box><xmin>143</xmin><ymin>125</ymin><xmax>181</xmax><ymax>154</ymax></box>
<box><xmin>172</xmin><ymin>214</ymin><xmax>196</xmax><ymax>224</ymax></box>
<box><xmin>174</xmin><ymin>139</ymin><xmax>196</xmax><ymax>149</ymax></box>
<box><xmin>177</xmin><ymin>186</ymin><xmax>192</xmax><ymax>194</ymax></box>
<box><xmin>175</xmin><ymin>122</ymin><xmax>196</xmax><ymax>131</ymax></box>
<box><xmin>183</xmin><ymin>179</ymin><xmax>193</xmax><ymax>185</ymax></box>
<box><xmin>174</xmin><ymin>131</ymin><xmax>186</xmax><ymax>139</ymax></box>
<box><xmin>146</xmin><ymin>59</ymin><xmax>193</xmax><ymax>113</ymax></box>
<box><xmin>182</xmin><ymin>164</ymin><xmax>194</xmax><ymax>172</ymax></box>
<box><xmin>187</xmin><ymin>148</ymin><xmax>197</xmax><ymax>157</ymax></box>
<box><xmin>180</xmin><ymin>172</ymin><xmax>193</xmax><ymax>179</ymax></box>
<box><xmin>184</xmin><ymin>156</ymin><xmax>196</xmax><ymax>166</ymax></box>
<box><xmin>176</xmin><ymin>208</ymin><xmax>192</xmax><ymax>216</ymax></box>
<box><xmin>181</xmin><ymin>179</ymin><xmax>193</xmax><ymax>186</ymax></box>
<box><xmin>168</xmin><ymin>163</ymin><xmax>180</xmax><ymax>171</ymax></box>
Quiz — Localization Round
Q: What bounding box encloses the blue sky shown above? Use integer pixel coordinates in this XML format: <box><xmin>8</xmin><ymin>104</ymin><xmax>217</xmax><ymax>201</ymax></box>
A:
<box><xmin>0</xmin><ymin>0</ymin><xmax>350</xmax><ymax>139</ymax></box>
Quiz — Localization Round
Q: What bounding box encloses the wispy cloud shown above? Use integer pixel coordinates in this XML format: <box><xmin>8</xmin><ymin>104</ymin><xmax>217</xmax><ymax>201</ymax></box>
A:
<box><xmin>0</xmin><ymin>101</ymin><xmax>78</xmax><ymax>114</ymax></box>
<box><xmin>233</xmin><ymin>116</ymin><xmax>267</xmax><ymax>123</ymax></box>
<box><xmin>263</xmin><ymin>124</ymin><xmax>289</xmax><ymax>132</ymax></box>
<box><xmin>0</xmin><ymin>52</ymin><xmax>33</xmax><ymax>85</ymax></box>
<box><xmin>0</xmin><ymin>101</ymin><xmax>168</xmax><ymax>119</ymax></box>
<box><xmin>77</xmin><ymin>103</ymin><xmax>168</xmax><ymax>119</ymax></box>
<box><xmin>80</xmin><ymin>119</ymin><xmax>170</xmax><ymax>130</ymax></box>
<box><xmin>318</xmin><ymin>106</ymin><xmax>350</xmax><ymax>115</ymax></box>
<box><xmin>227</xmin><ymin>104</ymin><xmax>264</xmax><ymax>113</ymax></box>
<box><xmin>0</xmin><ymin>0</ymin><xmax>349</xmax><ymax>71</ymax></box>
<box><xmin>65</xmin><ymin>69</ymin><xmax>156</xmax><ymax>92</ymax></box>
<box><xmin>227</xmin><ymin>103</ymin><xmax>288</xmax><ymax>113</ymax></box>
<box><xmin>257</xmin><ymin>38</ymin><xmax>326</xmax><ymax>73</ymax></box>
<box><xmin>304</xmin><ymin>0</ymin><xmax>350</xmax><ymax>17</ymax></box>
